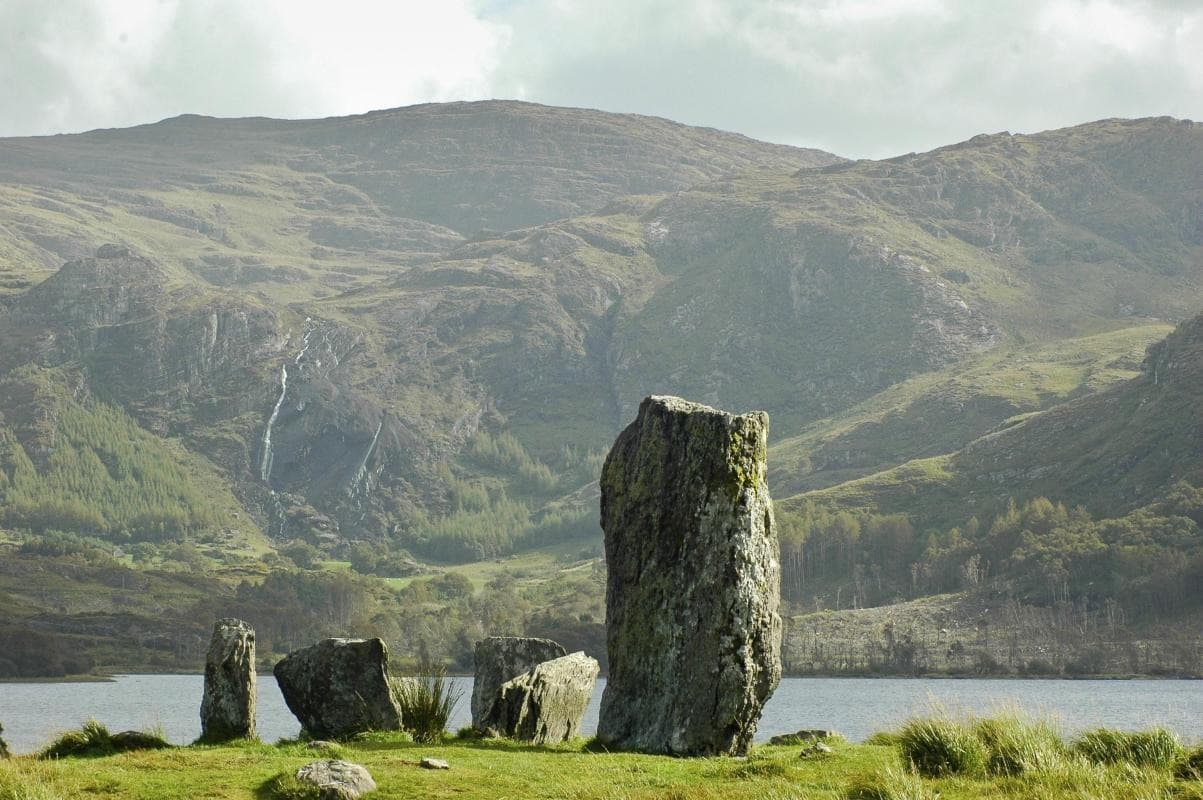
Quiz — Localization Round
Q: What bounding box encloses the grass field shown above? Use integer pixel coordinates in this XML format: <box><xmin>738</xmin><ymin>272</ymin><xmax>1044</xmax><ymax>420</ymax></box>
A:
<box><xmin>3</xmin><ymin>724</ymin><xmax>1201</xmax><ymax>800</ymax></box>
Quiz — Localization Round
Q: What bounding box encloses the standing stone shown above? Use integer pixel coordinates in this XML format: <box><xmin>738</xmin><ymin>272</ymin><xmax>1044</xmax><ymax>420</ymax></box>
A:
<box><xmin>596</xmin><ymin>395</ymin><xmax>782</xmax><ymax>756</ymax></box>
<box><xmin>200</xmin><ymin>618</ymin><xmax>256</xmax><ymax>742</ymax></box>
<box><xmin>471</xmin><ymin>636</ymin><xmax>567</xmax><ymax>730</ymax></box>
<box><xmin>274</xmin><ymin>638</ymin><xmax>402</xmax><ymax>739</ymax></box>
<box><xmin>0</xmin><ymin>720</ymin><xmax>9</xmax><ymax>759</ymax></box>
<box><xmin>481</xmin><ymin>652</ymin><xmax>599</xmax><ymax>744</ymax></box>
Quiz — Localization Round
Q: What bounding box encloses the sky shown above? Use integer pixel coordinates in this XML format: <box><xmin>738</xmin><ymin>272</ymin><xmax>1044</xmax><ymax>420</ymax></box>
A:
<box><xmin>1</xmin><ymin>0</ymin><xmax>1201</xmax><ymax>159</ymax></box>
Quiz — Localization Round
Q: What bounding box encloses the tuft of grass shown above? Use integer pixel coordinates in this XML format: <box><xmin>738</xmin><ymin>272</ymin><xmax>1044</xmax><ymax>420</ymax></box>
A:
<box><xmin>896</xmin><ymin>716</ymin><xmax>988</xmax><ymax>778</ymax></box>
<box><xmin>1073</xmin><ymin>727</ymin><xmax>1184</xmax><ymax>768</ymax></box>
<box><xmin>972</xmin><ymin>714</ymin><xmax>1066</xmax><ymax>776</ymax></box>
<box><xmin>843</xmin><ymin>767</ymin><xmax>937</xmax><ymax>800</ymax></box>
<box><xmin>260</xmin><ymin>771</ymin><xmax>323</xmax><ymax>800</ymax></box>
<box><xmin>38</xmin><ymin>720</ymin><xmax>171</xmax><ymax>760</ymax></box>
<box><xmin>390</xmin><ymin>660</ymin><xmax>463</xmax><ymax>744</ymax></box>
<box><xmin>1175</xmin><ymin>746</ymin><xmax>1203</xmax><ymax>781</ymax></box>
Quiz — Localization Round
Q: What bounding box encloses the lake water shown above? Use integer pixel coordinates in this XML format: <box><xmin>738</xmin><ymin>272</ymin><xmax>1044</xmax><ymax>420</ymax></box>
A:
<box><xmin>1</xmin><ymin>675</ymin><xmax>1199</xmax><ymax>754</ymax></box>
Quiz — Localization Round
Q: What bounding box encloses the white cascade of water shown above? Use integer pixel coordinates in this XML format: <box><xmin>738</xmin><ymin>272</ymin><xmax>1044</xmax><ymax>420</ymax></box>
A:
<box><xmin>349</xmin><ymin>418</ymin><xmax>384</xmax><ymax>495</ymax></box>
<box><xmin>259</xmin><ymin>364</ymin><xmax>288</xmax><ymax>483</ymax></box>
<box><xmin>260</xmin><ymin>321</ymin><xmax>317</xmax><ymax>485</ymax></box>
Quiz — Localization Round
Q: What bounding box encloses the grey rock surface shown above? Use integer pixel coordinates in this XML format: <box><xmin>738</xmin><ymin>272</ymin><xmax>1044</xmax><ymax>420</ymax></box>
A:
<box><xmin>480</xmin><ymin>652</ymin><xmax>599</xmax><ymax>744</ymax></box>
<box><xmin>419</xmin><ymin>757</ymin><xmax>450</xmax><ymax>770</ymax></box>
<box><xmin>274</xmin><ymin>638</ymin><xmax>402</xmax><ymax>739</ymax></box>
<box><xmin>471</xmin><ymin>636</ymin><xmax>567</xmax><ymax>729</ymax></box>
<box><xmin>769</xmin><ymin>729</ymin><xmax>834</xmax><ymax>745</ymax></box>
<box><xmin>294</xmin><ymin>759</ymin><xmax>377</xmax><ymax>799</ymax></box>
<box><xmin>200</xmin><ymin>618</ymin><xmax>256</xmax><ymax>742</ymax></box>
<box><xmin>0</xmin><ymin>721</ymin><xmax>9</xmax><ymax>759</ymax></box>
<box><xmin>596</xmin><ymin>395</ymin><xmax>782</xmax><ymax>756</ymax></box>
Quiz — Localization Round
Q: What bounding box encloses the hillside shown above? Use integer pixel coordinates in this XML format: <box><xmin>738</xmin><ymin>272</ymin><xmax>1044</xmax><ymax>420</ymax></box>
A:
<box><xmin>1</xmin><ymin>105</ymin><xmax>1202</xmax><ymax>674</ymax></box>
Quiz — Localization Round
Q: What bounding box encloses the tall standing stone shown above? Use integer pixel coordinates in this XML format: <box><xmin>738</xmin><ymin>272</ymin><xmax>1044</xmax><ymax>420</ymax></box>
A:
<box><xmin>274</xmin><ymin>638</ymin><xmax>403</xmax><ymax>739</ymax></box>
<box><xmin>200</xmin><ymin>618</ymin><xmax>256</xmax><ymax>742</ymax></box>
<box><xmin>596</xmin><ymin>395</ymin><xmax>781</xmax><ymax>756</ymax></box>
<box><xmin>471</xmin><ymin>636</ymin><xmax>566</xmax><ymax>730</ymax></box>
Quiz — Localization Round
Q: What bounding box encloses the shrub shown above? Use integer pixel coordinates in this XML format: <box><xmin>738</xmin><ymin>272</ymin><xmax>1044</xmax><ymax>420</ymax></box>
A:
<box><xmin>844</xmin><ymin>767</ymin><xmax>937</xmax><ymax>800</ymax></box>
<box><xmin>1073</xmin><ymin>727</ymin><xmax>1183</xmax><ymax>768</ymax></box>
<box><xmin>897</xmin><ymin>717</ymin><xmax>988</xmax><ymax>777</ymax></box>
<box><xmin>973</xmin><ymin>714</ymin><xmax>1065</xmax><ymax>776</ymax></box>
<box><xmin>38</xmin><ymin>720</ymin><xmax>170</xmax><ymax>760</ymax></box>
<box><xmin>1175</xmin><ymin>746</ymin><xmax>1203</xmax><ymax>781</ymax></box>
<box><xmin>391</xmin><ymin>661</ymin><xmax>462</xmax><ymax>744</ymax></box>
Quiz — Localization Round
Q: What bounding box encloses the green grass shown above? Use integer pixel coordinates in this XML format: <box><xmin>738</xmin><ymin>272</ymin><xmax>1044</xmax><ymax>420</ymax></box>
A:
<box><xmin>2</xmin><ymin>725</ymin><xmax>1199</xmax><ymax>800</ymax></box>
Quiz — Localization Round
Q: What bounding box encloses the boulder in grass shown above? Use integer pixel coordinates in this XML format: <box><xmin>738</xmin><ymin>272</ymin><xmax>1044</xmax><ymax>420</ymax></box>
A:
<box><xmin>274</xmin><ymin>638</ymin><xmax>402</xmax><ymax>739</ymax></box>
<box><xmin>293</xmin><ymin>760</ymin><xmax>376</xmax><ymax>800</ymax></box>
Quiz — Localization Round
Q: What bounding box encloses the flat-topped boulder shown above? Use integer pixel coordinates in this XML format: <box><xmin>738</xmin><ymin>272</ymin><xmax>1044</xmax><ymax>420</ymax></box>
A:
<box><xmin>200</xmin><ymin>618</ymin><xmax>256</xmax><ymax>742</ymax></box>
<box><xmin>274</xmin><ymin>638</ymin><xmax>402</xmax><ymax>739</ymax></box>
<box><xmin>480</xmin><ymin>652</ymin><xmax>599</xmax><ymax>744</ymax></box>
<box><xmin>471</xmin><ymin>636</ymin><xmax>567</xmax><ymax>730</ymax></box>
<box><xmin>294</xmin><ymin>759</ymin><xmax>376</xmax><ymax>799</ymax></box>
<box><xmin>596</xmin><ymin>395</ymin><xmax>782</xmax><ymax>756</ymax></box>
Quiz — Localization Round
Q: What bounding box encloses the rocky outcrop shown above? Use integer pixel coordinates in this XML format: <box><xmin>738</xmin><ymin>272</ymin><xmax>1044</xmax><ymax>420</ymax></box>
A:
<box><xmin>200</xmin><ymin>618</ymin><xmax>256</xmax><ymax>742</ymax></box>
<box><xmin>479</xmin><ymin>652</ymin><xmax>599</xmax><ymax>744</ymax></box>
<box><xmin>471</xmin><ymin>636</ymin><xmax>567</xmax><ymax>729</ymax></box>
<box><xmin>274</xmin><ymin>638</ymin><xmax>402</xmax><ymax>739</ymax></box>
<box><xmin>596</xmin><ymin>395</ymin><xmax>782</xmax><ymax>756</ymax></box>
<box><xmin>294</xmin><ymin>760</ymin><xmax>377</xmax><ymax>800</ymax></box>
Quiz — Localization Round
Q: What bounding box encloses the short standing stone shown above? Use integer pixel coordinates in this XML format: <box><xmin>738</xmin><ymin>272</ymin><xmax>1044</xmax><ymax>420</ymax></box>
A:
<box><xmin>274</xmin><ymin>638</ymin><xmax>402</xmax><ymax>739</ymax></box>
<box><xmin>471</xmin><ymin>636</ymin><xmax>567</xmax><ymax>730</ymax></box>
<box><xmin>481</xmin><ymin>652</ymin><xmax>599</xmax><ymax>744</ymax></box>
<box><xmin>294</xmin><ymin>760</ymin><xmax>376</xmax><ymax>800</ymax></box>
<box><xmin>596</xmin><ymin>395</ymin><xmax>782</xmax><ymax>756</ymax></box>
<box><xmin>0</xmin><ymin>721</ymin><xmax>9</xmax><ymax>758</ymax></box>
<box><xmin>200</xmin><ymin>618</ymin><xmax>256</xmax><ymax>742</ymax></box>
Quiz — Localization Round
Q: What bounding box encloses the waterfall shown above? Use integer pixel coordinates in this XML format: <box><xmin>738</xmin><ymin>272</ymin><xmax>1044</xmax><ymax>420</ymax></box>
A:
<box><xmin>349</xmin><ymin>418</ymin><xmax>384</xmax><ymax>495</ymax></box>
<box><xmin>260</xmin><ymin>321</ymin><xmax>315</xmax><ymax>485</ymax></box>
<box><xmin>259</xmin><ymin>364</ymin><xmax>288</xmax><ymax>483</ymax></box>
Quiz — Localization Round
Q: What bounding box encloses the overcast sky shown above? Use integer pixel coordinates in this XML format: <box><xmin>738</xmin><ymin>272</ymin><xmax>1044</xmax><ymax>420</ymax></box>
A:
<box><xmin>2</xmin><ymin>0</ymin><xmax>1201</xmax><ymax>158</ymax></box>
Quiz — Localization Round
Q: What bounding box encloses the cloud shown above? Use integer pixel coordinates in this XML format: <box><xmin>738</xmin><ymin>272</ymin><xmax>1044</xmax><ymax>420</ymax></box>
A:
<box><xmin>0</xmin><ymin>0</ymin><xmax>507</xmax><ymax>136</ymax></box>
<box><xmin>0</xmin><ymin>0</ymin><xmax>1200</xmax><ymax>157</ymax></box>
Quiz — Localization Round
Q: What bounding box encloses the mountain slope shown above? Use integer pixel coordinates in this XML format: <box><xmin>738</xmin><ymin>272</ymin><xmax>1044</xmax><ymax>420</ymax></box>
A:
<box><xmin>0</xmin><ymin>100</ymin><xmax>839</xmax><ymax>299</ymax></box>
<box><xmin>796</xmin><ymin>308</ymin><xmax>1203</xmax><ymax>527</ymax></box>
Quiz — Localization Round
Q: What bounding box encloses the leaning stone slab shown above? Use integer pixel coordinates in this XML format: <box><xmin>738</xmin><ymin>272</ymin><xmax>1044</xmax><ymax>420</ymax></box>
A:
<box><xmin>481</xmin><ymin>652</ymin><xmax>599</xmax><ymax>744</ymax></box>
<box><xmin>596</xmin><ymin>395</ymin><xmax>782</xmax><ymax>756</ymax></box>
<box><xmin>471</xmin><ymin>636</ymin><xmax>566</xmax><ymax>730</ymax></box>
<box><xmin>274</xmin><ymin>638</ymin><xmax>402</xmax><ymax>739</ymax></box>
<box><xmin>200</xmin><ymin>618</ymin><xmax>256</xmax><ymax>742</ymax></box>
<box><xmin>294</xmin><ymin>759</ymin><xmax>376</xmax><ymax>800</ymax></box>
